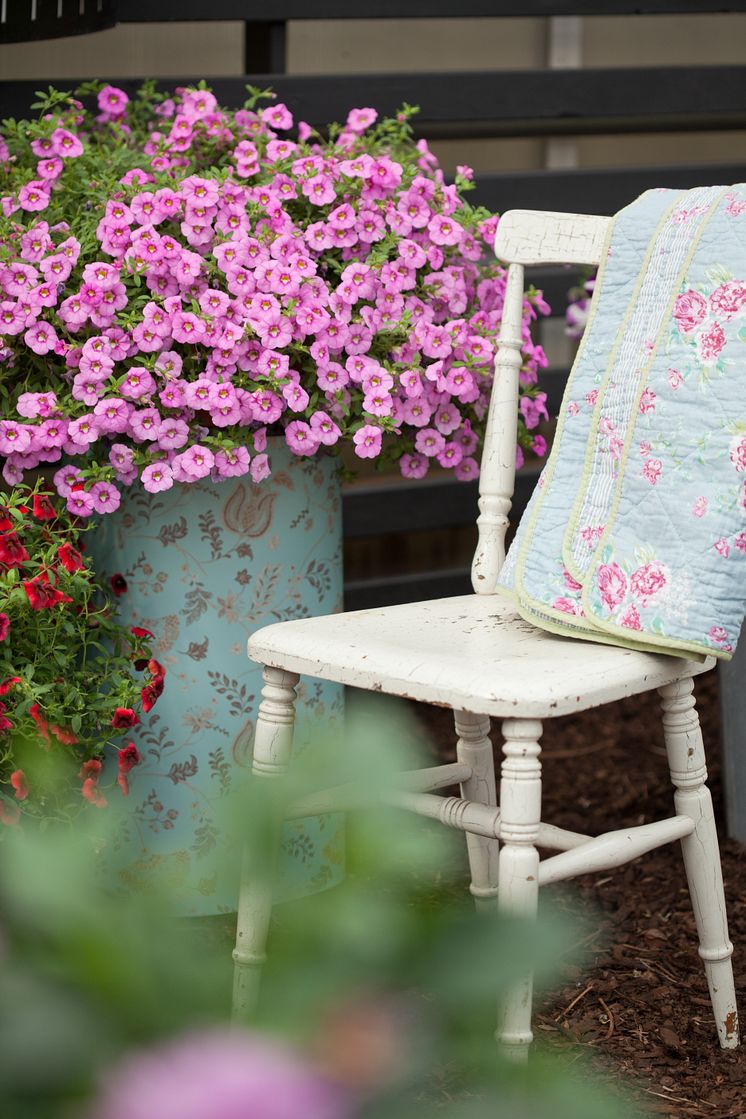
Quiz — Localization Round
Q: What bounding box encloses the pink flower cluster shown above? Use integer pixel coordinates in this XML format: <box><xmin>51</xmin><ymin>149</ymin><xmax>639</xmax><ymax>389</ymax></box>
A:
<box><xmin>0</xmin><ymin>85</ymin><xmax>549</xmax><ymax>514</ymax></box>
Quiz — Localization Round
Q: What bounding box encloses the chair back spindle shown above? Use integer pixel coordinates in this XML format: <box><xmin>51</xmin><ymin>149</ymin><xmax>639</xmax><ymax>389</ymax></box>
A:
<box><xmin>471</xmin><ymin>260</ymin><xmax>525</xmax><ymax>593</ymax></box>
<box><xmin>472</xmin><ymin>210</ymin><xmax>611</xmax><ymax>595</ymax></box>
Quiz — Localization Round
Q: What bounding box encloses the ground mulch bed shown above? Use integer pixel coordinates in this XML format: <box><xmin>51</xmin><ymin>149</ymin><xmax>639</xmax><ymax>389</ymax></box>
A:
<box><xmin>418</xmin><ymin>667</ymin><xmax>746</xmax><ymax>1118</ymax></box>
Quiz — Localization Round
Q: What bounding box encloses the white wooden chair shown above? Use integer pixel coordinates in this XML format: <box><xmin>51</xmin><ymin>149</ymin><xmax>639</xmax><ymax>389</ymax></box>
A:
<box><xmin>232</xmin><ymin>210</ymin><xmax>740</xmax><ymax>1058</ymax></box>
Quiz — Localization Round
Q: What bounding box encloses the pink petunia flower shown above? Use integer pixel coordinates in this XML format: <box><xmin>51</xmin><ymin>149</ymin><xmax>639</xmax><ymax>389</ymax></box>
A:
<box><xmin>353</xmin><ymin>424</ymin><xmax>382</xmax><ymax>460</ymax></box>
<box><xmin>141</xmin><ymin>463</ymin><xmax>174</xmax><ymax>493</ymax></box>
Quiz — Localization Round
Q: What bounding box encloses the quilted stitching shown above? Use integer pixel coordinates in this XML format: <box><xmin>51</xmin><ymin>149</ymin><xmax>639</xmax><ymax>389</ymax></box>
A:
<box><xmin>499</xmin><ymin>185</ymin><xmax>746</xmax><ymax>660</ymax></box>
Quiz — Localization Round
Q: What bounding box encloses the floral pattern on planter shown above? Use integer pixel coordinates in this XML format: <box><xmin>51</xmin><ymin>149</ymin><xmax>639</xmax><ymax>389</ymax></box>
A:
<box><xmin>89</xmin><ymin>442</ymin><xmax>344</xmax><ymax>915</ymax></box>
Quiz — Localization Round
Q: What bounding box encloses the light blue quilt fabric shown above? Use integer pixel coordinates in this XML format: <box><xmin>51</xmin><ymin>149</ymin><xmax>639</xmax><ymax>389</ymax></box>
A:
<box><xmin>499</xmin><ymin>185</ymin><xmax>746</xmax><ymax>660</ymax></box>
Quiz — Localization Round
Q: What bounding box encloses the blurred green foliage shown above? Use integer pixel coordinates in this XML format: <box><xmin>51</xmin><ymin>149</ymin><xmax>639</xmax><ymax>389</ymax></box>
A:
<box><xmin>0</xmin><ymin>696</ymin><xmax>640</xmax><ymax>1118</ymax></box>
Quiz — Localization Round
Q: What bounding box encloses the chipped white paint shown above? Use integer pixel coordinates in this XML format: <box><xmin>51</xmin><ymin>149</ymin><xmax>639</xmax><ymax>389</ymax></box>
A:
<box><xmin>234</xmin><ymin>209</ymin><xmax>739</xmax><ymax>1056</ymax></box>
<box><xmin>494</xmin><ymin>209</ymin><xmax>610</xmax><ymax>266</ymax></box>
<box><xmin>659</xmin><ymin>678</ymin><xmax>739</xmax><ymax>1048</ymax></box>
<box><xmin>472</xmin><ymin>261</ymin><xmax>524</xmax><ymax>593</ymax></box>
<box><xmin>538</xmin><ymin>815</ymin><xmax>695</xmax><ymax>886</ymax></box>
<box><xmin>472</xmin><ymin>211</ymin><xmax>609</xmax><ymax>592</ymax></box>
<box><xmin>249</xmin><ymin>593</ymin><xmax>711</xmax><ymax>720</ymax></box>
<box><xmin>497</xmin><ymin>718</ymin><xmax>543</xmax><ymax>1061</ymax></box>
<box><xmin>454</xmin><ymin>710</ymin><xmax>500</xmax><ymax>911</ymax></box>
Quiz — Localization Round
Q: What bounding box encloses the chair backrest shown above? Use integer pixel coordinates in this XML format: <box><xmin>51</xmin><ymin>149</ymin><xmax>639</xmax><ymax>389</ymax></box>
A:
<box><xmin>471</xmin><ymin>209</ymin><xmax>612</xmax><ymax>595</ymax></box>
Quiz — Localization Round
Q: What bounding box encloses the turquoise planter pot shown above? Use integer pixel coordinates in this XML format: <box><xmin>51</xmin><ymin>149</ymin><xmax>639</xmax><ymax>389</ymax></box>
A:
<box><xmin>89</xmin><ymin>441</ymin><xmax>344</xmax><ymax>915</ymax></box>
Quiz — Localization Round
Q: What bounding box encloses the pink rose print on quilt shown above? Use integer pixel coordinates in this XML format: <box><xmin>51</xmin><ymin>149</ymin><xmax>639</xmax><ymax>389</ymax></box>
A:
<box><xmin>552</xmin><ymin>597</ymin><xmax>581</xmax><ymax>616</ymax></box>
<box><xmin>673</xmin><ymin>290</ymin><xmax>707</xmax><ymax>334</ymax></box>
<box><xmin>729</xmin><ymin>435</ymin><xmax>746</xmax><ymax>473</ymax></box>
<box><xmin>709</xmin><ymin>280</ymin><xmax>746</xmax><ymax>319</ymax></box>
<box><xmin>697</xmin><ymin>321</ymin><xmax>726</xmax><ymax>363</ymax></box>
<box><xmin>630</xmin><ymin>561</ymin><xmax>668</xmax><ymax>603</ymax></box>
<box><xmin>638</xmin><ymin>388</ymin><xmax>657</xmax><ymax>414</ymax></box>
<box><xmin>619</xmin><ymin>604</ymin><xmax>642</xmax><ymax>630</ymax></box>
<box><xmin>642</xmin><ymin>458</ymin><xmax>663</xmax><ymax>485</ymax></box>
<box><xmin>596</xmin><ymin>562</ymin><xmax>627</xmax><ymax>612</ymax></box>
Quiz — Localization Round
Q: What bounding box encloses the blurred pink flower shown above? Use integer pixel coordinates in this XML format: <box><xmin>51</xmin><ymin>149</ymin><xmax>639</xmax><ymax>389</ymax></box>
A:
<box><xmin>89</xmin><ymin>1030</ymin><xmax>351</xmax><ymax>1119</ymax></box>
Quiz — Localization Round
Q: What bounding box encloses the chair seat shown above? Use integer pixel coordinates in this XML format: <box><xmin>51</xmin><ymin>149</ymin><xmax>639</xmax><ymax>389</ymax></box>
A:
<box><xmin>248</xmin><ymin>593</ymin><xmax>712</xmax><ymax>719</ymax></box>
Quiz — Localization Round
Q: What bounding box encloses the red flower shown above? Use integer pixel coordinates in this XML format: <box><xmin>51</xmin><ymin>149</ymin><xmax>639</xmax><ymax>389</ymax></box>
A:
<box><xmin>140</xmin><ymin>684</ymin><xmax>159</xmax><ymax>713</ymax></box>
<box><xmin>111</xmin><ymin>707</ymin><xmax>139</xmax><ymax>728</ymax></box>
<box><xmin>148</xmin><ymin>658</ymin><xmax>166</xmax><ymax>680</ymax></box>
<box><xmin>0</xmin><ymin>532</ymin><xmax>29</xmax><ymax>569</ymax></box>
<box><xmin>110</xmin><ymin>573</ymin><xmax>128</xmax><ymax>596</ymax></box>
<box><xmin>118</xmin><ymin>743</ymin><xmax>141</xmax><ymax>773</ymax></box>
<box><xmin>57</xmin><ymin>542</ymin><xmax>85</xmax><ymax>573</ymax></box>
<box><xmin>10</xmin><ymin>769</ymin><xmax>28</xmax><ymax>801</ymax></box>
<box><xmin>50</xmin><ymin>724</ymin><xmax>78</xmax><ymax>745</ymax></box>
<box><xmin>32</xmin><ymin>493</ymin><xmax>56</xmax><ymax>521</ymax></box>
<box><xmin>0</xmin><ymin>676</ymin><xmax>21</xmax><ymax>696</ymax></box>
<box><xmin>0</xmin><ymin>614</ymin><xmax>10</xmax><ymax>642</ymax></box>
<box><xmin>0</xmin><ymin>800</ymin><xmax>21</xmax><ymax>827</ymax></box>
<box><xmin>114</xmin><ymin>740</ymin><xmax>141</xmax><ymax>796</ymax></box>
<box><xmin>0</xmin><ymin>703</ymin><xmax>12</xmax><ymax>733</ymax></box>
<box><xmin>79</xmin><ymin>758</ymin><xmax>102</xmax><ymax>779</ymax></box>
<box><xmin>81</xmin><ymin>777</ymin><xmax>107</xmax><ymax>808</ymax></box>
<box><xmin>29</xmin><ymin>703</ymin><xmax>50</xmax><ymax>742</ymax></box>
<box><xmin>80</xmin><ymin>756</ymin><xmax>106</xmax><ymax>808</ymax></box>
<box><xmin>131</xmin><ymin>626</ymin><xmax>154</xmax><ymax>639</ymax></box>
<box><xmin>0</xmin><ymin>507</ymin><xmax>13</xmax><ymax>532</ymax></box>
<box><xmin>23</xmin><ymin>576</ymin><xmax>72</xmax><ymax>610</ymax></box>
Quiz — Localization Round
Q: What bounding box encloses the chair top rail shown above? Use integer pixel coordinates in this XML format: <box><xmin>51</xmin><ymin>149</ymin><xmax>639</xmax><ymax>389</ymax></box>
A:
<box><xmin>120</xmin><ymin>1</ymin><xmax>746</xmax><ymax>19</ymax></box>
<box><xmin>495</xmin><ymin>210</ymin><xmax>610</xmax><ymax>265</ymax></box>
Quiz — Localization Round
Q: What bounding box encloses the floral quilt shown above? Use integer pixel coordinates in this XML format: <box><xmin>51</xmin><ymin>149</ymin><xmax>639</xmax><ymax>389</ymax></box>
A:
<box><xmin>499</xmin><ymin>184</ymin><xmax>746</xmax><ymax>659</ymax></box>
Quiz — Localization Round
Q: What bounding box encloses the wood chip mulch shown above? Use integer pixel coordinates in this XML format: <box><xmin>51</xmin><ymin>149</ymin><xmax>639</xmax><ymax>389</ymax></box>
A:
<box><xmin>417</xmin><ymin>667</ymin><xmax>746</xmax><ymax>1119</ymax></box>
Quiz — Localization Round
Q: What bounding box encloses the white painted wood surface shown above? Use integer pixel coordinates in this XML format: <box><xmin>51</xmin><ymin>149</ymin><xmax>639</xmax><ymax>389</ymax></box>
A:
<box><xmin>494</xmin><ymin>209</ymin><xmax>610</xmax><ymax>266</ymax></box>
<box><xmin>232</xmin><ymin>666</ymin><xmax>299</xmax><ymax>1020</ymax></box>
<box><xmin>497</xmin><ymin>718</ymin><xmax>543</xmax><ymax>1060</ymax></box>
<box><xmin>233</xmin><ymin>208</ymin><xmax>739</xmax><ymax>1055</ymax></box>
<box><xmin>659</xmin><ymin>678</ymin><xmax>739</xmax><ymax>1048</ymax></box>
<box><xmin>248</xmin><ymin>593</ymin><xmax>710</xmax><ymax>719</ymax></box>
<box><xmin>472</xmin><ymin>261</ymin><xmax>525</xmax><ymax>593</ymax></box>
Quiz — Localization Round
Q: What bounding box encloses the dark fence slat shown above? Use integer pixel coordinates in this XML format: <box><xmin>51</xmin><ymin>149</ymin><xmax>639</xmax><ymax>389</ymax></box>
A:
<box><xmin>342</xmin><ymin>464</ymin><xmax>541</xmax><ymax>606</ymax></box>
<box><xmin>342</xmin><ymin>464</ymin><xmax>540</xmax><ymax>540</ymax></box>
<box><xmin>528</xmin><ymin>266</ymin><xmax>586</xmax><ymax>311</ymax></box>
<box><xmin>538</xmin><ymin>368</ymin><xmax>570</xmax><ymax>415</ymax></box>
<box><xmin>3</xmin><ymin>68</ymin><xmax>746</xmax><ymax>139</ymax></box>
<box><xmin>343</xmin><ymin>477</ymin><xmax>479</xmax><ymax>538</ymax></box>
<box><xmin>244</xmin><ymin>22</ymin><xmax>288</xmax><ymax>74</ymax></box>
<box><xmin>119</xmin><ymin>1</ymin><xmax>746</xmax><ymax>20</ymax></box>
<box><xmin>0</xmin><ymin>0</ymin><xmax>117</xmax><ymax>44</ymax></box>
<box><xmin>475</xmin><ymin>163</ymin><xmax>746</xmax><ymax>217</ymax></box>
<box><xmin>344</xmin><ymin>567</ymin><xmax>473</xmax><ymax>611</ymax></box>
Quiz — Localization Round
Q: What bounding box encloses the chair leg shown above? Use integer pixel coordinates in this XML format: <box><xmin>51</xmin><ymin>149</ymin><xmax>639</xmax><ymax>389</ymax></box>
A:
<box><xmin>659</xmin><ymin>677</ymin><xmax>740</xmax><ymax>1049</ymax></box>
<box><xmin>496</xmin><ymin>717</ymin><xmax>543</xmax><ymax>1062</ymax></box>
<box><xmin>454</xmin><ymin>709</ymin><xmax>499</xmax><ymax>913</ymax></box>
<box><xmin>232</xmin><ymin>665</ymin><xmax>300</xmax><ymax>1022</ymax></box>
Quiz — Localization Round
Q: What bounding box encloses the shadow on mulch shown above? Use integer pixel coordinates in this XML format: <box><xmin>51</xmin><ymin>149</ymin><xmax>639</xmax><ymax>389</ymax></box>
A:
<box><xmin>417</xmin><ymin>667</ymin><xmax>746</xmax><ymax>1119</ymax></box>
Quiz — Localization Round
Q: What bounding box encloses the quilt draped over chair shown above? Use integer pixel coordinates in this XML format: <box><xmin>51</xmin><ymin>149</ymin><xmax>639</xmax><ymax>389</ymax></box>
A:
<box><xmin>499</xmin><ymin>184</ymin><xmax>746</xmax><ymax>661</ymax></box>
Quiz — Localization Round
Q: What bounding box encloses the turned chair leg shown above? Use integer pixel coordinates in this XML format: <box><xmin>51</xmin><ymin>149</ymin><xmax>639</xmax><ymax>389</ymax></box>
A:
<box><xmin>496</xmin><ymin>717</ymin><xmax>543</xmax><ymax>1061</ymax></box>
<box><xmin>659</xmin><ymin>677</ymin><xmax>740</xmax><ymax>1049</ymax></box>
<box><xmin>454</xmin><ymin>709</ymin><xmax>499</xmax><ymax>913</ymax></box>
<box><xmin>232</xmin><ymin>665</ymin><xmax>300</xmax><ymax>1022</ymax></box>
